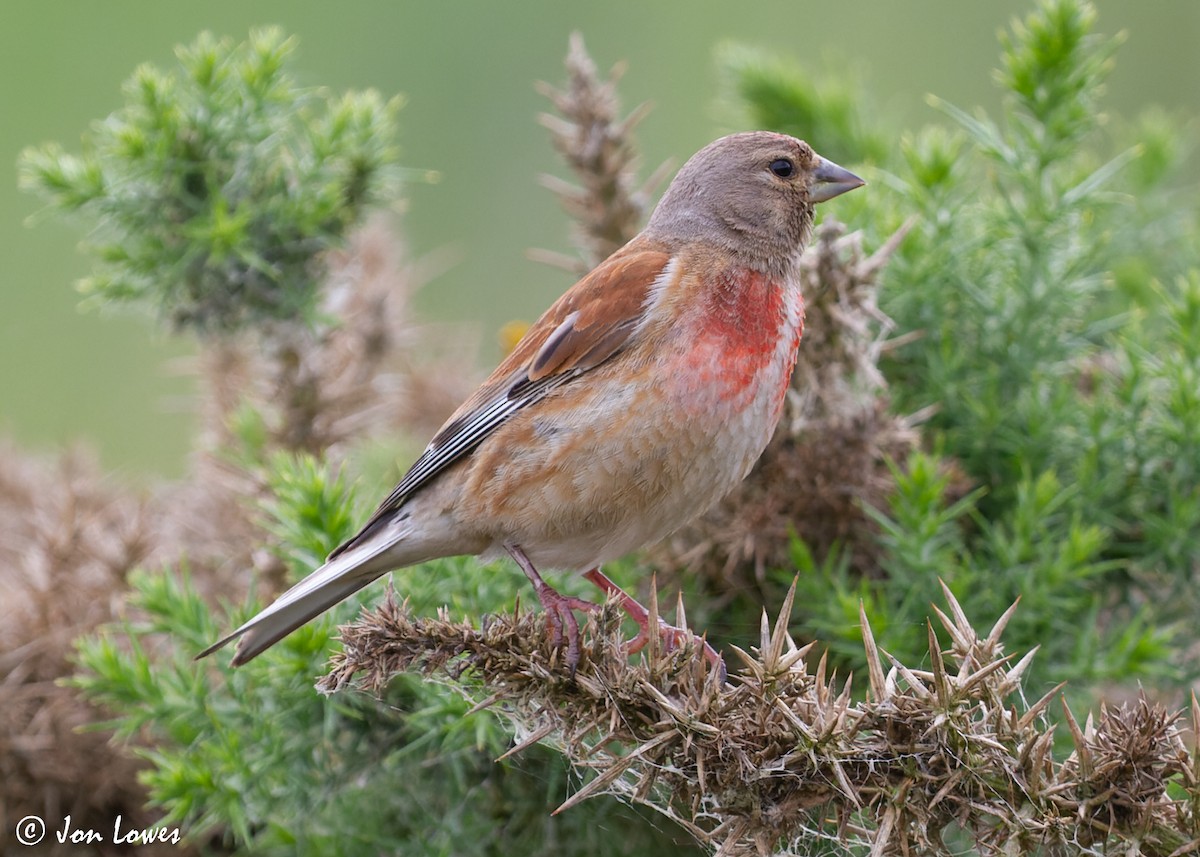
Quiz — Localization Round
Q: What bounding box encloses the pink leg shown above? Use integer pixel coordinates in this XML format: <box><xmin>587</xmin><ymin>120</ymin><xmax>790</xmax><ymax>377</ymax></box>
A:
<box><xmin>583</xmin><ymin>568</ymin><xmax>724</xmax><ymax>674</ymax></box>
<box><xmin>506</xmin><ymin>544</ymin><xmax>597</xmax><ymax>672</ymax></box>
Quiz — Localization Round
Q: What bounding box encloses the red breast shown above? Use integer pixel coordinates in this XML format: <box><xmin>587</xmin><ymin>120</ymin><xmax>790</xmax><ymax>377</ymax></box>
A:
<box><xmin>667</xmin><ymin>264</ymin><xmax>803</xmax><ymax>415</ymax></box>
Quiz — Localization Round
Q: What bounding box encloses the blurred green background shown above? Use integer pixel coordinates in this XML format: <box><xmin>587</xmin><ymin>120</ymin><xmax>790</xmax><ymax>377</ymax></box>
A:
<box><xmin>3</xmin><ymin>0</ymin><xmax>1197</xmax><ymax>477</ymax></box>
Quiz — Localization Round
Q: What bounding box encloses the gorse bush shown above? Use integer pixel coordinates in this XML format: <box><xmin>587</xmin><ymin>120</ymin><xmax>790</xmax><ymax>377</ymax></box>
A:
<box><xmin>725</xmin><ymin>0</ymin><xmax>1199</xmax><ymax>693</ymax></box>
<box><xmin>19</xmin><ymin>28</ymin><xmax>401</xmax><ymax>335</ymax></box>
<box><xmin>20</xmin><ymin>1</ymin><xmax>1196</xmax><ymax>854</ymax></box>
<box><xmin>75</xmin><ymin>450</ymin><xmax>689</xmax><ymax>856</ymax></box>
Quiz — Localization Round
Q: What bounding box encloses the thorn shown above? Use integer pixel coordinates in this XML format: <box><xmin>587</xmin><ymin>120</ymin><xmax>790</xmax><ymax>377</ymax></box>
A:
<box><xmin>1027</xmin><ymin>730</ymin><xmax>1055</xmax><ymax>796</ymax></box>
<box><xmin>930</xmin><ymin>604</ymin><xmax>971</xmax><ymax>653</ymax></box>
<box><xmin>1192</xmin><ymin>693</ymin><xmax>1200</xmax><ymax>786</ymax></box>
<box><xmin>859</xmin><ymin>601</ymin><xmax>886</xmax><ymax>703</ymax></box>
<box><xmin>927</xmin><ymin>621</ymin><xmax>951</xmax><ymax>707</ymax></box>
<box><xmin>537</xmin><ymin>114</ymin><xmax>576</xmax><ymax>139</ymax></box>
<box><xmin>1061</xmin><ymin>695</ymin><xmax>1092</xmax><ymax>780</ymax></box>
<box><xmin>883</xmin><ymin>650</ymin><xmax>931</xmax><ymax>700</ymax></box>
<box><xmin>614</xmin><ymin>100</ymin><xmax>653</xmax><ymax>135</ymax></box>
<box><xmin>552</xmin><ymin>731</ymin><xmax>677</xmax><ymax>815</ymax></box>
<box><xmin>957</xmin><ymin>654</ymin><xmax>1013</xmax><ymax>695</ymax></box>
<box><xmin>870</xmin><ymin>804</ymin><xmax>896</xmax><ymax>857</ymax></box>
<box><xmin>777</xmin><ymin>576</ymin><xmax>799</xmax><ymax>632</ymax></box>
<box><xmin>937</xmin><ymin>579</ymin><xmax>972</xmax><ymax>636</ymax></box>
<box><xmin>640</xmin><ymin>158</ymin><xmax>675</xmax><ymax>195</ymax></box>
<box><xmin>466</xmin><ymin>691</ymin><xmax>505</xmax><ymax>718</ymax></box>
<box><xmin>638</xmin><ymin>679</ymin><xmax>688</xmax><ymax>721</ymax></box>
<box><xmin>728</xmin><ymin>644</ymin><xmax>760</xmax><ymax>674</ymax></box>
<box><xmin>998</xmin><ymin>646</ymin><xmax>1040</xmax><ymax>696</ymax></box>
<box><xmin>767</xmin><ymin>577</ymin><xmax>798</xmax><ymax>668</ymax></box>
<box><xmin>830</xmin><ymin>759</ymin><xmax>862</xmax><ymax>808</ymax></box>
<box><xmin>646</xmin><ymin>573</ymin><xmax>661</xmax><ymax>660</ymax></box>
<box><xmin>496</xmin><ymin>721</ymin><xmax>557</xmax><ymax>762</ymax></box>
<box><xmin>858</xmin><ymin>216</ymin><xmax>916</xmax><ymax>279</ymax></box>
<box><xmin>774</xmin><ymin>697</ymin><xmax>817</xmax><ymax>742</ymax></box>
<box><xmin>1018</xmin><ymin>681</ymin><xmax>1067</xmax><ymax>731</ymax></box>
<box><xmin>985</xmin><ymin>597</ymin><xmax>1022</xmax><ymax>650</ymax></box>
<box><xmin>815</xmin><ymin>651</ymin><xmax>830</xmax><ymax>706</ymax></box>
<box><xmin>526</xmin><ymin>247</ymin><xmax>588</xmax><ymax>273</ymax></box>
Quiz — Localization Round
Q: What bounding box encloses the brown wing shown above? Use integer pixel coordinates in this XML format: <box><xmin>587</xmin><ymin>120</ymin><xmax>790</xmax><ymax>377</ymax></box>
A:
<box><xmin>327</xmin><ymin>245</ymin><xmax>672</xmax><ymax>560</ymax></box>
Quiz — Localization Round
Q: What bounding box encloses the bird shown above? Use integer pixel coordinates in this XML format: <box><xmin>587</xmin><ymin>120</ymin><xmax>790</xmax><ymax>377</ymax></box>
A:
<box><xmin>198</xmin><ymin>131</ymin><xmax>864</xmax><ymax>672</ymax></box>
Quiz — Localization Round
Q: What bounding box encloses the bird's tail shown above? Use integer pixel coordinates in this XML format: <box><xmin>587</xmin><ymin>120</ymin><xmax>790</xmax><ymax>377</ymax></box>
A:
<box><xmin>196</xmin><ymin>526</ymin><xmax>403</xmax><ymax>667</ymax></box>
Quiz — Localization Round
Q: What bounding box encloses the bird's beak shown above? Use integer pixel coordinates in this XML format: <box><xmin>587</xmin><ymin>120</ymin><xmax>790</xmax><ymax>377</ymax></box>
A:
<box><xmin>811</xmin><ymin>157</ymin><xmax>865</xmax><ymax>203</ymax></box>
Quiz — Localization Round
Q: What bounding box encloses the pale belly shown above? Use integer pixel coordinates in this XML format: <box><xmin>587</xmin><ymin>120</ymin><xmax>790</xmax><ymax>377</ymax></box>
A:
<box><xmin>459</xmin><ymin>327</ymin><xmax>798</xmax><ymax>572</ymax></box>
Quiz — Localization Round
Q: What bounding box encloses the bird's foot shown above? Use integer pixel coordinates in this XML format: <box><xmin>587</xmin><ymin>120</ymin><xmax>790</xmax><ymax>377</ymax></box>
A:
<box><xmin>624</xmin><ymin>619</ymin><xmax>722</xmax><ymax>664</ymax></box>
<box><xmin>536</xmin><ymin>588</ymin><xmax>598</xmax><ymax>673</ymax></box>
<box><xmin>506</xmin><ymin>544</ymin><xmax>597</xmax><ymax>673</ymax></box>
<box><xmin>583</xmin><ymin>568</ymin><xmax>726</xmax><ymax>681</ymax></box>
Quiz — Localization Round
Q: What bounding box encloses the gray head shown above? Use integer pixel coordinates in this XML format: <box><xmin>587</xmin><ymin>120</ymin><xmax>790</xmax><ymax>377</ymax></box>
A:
<box><xmin>645</xmin><ymin>131</ymin><xmax>864</xmax><ymax>276</ymax></box>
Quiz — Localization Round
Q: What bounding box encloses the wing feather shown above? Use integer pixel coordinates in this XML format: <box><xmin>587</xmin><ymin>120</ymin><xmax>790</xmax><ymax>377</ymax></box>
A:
<box><xmin>327</xmin><ymin>245</ymin><xmax>673</xmax><ymax>560</ymax></box>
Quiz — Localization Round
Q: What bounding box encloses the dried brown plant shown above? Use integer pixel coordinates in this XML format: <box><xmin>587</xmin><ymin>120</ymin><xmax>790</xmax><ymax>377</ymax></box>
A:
<box><xmin>321</xmin><ymin>583</ymin><xmax>1200</xmax><ymax>857</ymax></box>
<box><xmin>193</xmin><ymin>217</ymin><xmax>474</xmax><ymax>460</ymax></box>
<box><xmin>169</xmin><ymin>219</ymin><xmax>476</xmax><ymax>598</ymax></box>
<box><xmin>0</xmin><ymin>219</ymin><xmax>474</xmax><ymax>852</ymax></box>
<box><xmin>0</xmin><ymin>442</ymin><xmax>178</xmax><ymax>855</ymax></box>
<box><xmin>532</xmin><ymin>32</ymin><xmax>671</xmax><ymax>272</ymax></box>
<box><xmin>661</xmin><ymin>219</ymin><xmax>922</xmax><ymax>595</ymax></box>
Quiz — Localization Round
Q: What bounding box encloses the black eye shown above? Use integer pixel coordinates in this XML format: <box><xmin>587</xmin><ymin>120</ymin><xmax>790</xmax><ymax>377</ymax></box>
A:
<box><xmin>769</xmin><ymin>158</ymin><xmax>794</xmax><ymax>178</ymax></box>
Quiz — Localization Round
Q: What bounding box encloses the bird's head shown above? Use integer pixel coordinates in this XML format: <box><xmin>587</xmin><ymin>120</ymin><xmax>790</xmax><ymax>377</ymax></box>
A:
<box><xmin>646</xmin><ymin>131</ymin><xmax>864</xmax><ymax>276</ymax></box>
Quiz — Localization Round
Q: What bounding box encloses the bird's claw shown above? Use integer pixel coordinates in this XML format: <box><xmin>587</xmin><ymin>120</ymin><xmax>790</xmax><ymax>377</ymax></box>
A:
<box><xmin>536</xmin><ymin>589</ymin><xmax>598</xmax><ymax>673</ymax></box>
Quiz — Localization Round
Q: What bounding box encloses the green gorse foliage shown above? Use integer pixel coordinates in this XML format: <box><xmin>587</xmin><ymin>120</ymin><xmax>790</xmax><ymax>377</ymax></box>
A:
<box><xmin>19</xmin><ymin>28</ymin><xmax>401</xmax><ymax>335</ymax></box>
<box><xmin>732</xmin><ymin>0</ymin><xmax>1199</xmax><ymax>693</ymax></box>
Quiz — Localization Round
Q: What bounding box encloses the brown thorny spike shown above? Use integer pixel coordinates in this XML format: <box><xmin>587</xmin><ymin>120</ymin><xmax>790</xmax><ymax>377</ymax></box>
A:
<box><xmin>321</xmin><ymin>580</ymin><xmax>1199</xmax><ymax>857</ymax></box>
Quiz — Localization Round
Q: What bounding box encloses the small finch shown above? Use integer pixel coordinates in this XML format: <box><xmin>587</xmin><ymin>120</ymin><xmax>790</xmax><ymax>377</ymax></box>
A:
<box><xmin>199</xmin><ymin>131</ymin><xmax>863</xmax><ymax>671</ymax></box>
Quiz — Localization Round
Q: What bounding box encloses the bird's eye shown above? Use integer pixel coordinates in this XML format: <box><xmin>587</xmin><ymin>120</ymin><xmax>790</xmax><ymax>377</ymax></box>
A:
<box><xmin>769</xmin><ymin>158</ymin><xmax>794</xmax><ymax>178</ymax></box>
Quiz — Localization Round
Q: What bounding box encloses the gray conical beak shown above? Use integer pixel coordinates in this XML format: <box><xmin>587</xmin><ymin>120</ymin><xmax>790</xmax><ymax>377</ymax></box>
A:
<box><xmin>811</xmin><ymin>157</ymin><xmax>865</xmax><ymax>203</ymax></box>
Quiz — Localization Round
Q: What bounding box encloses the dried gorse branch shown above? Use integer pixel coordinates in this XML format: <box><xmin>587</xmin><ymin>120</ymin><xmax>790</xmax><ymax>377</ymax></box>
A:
<box><xmin>322</xmin><ymin>583</ymin><xmax>1200</xmax><ymax>857</ymax></box>
<box><xmin>0</xmin><ymin>444</ymin><xmax>160</xmax><ymax>847</ymax></box>
<box><xmin>532</xmin><ymin>32</ymin><xmax>671</xmax><ymax>272</ymax></box>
